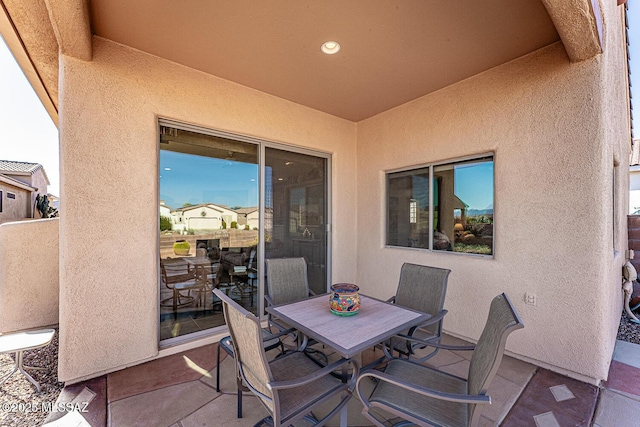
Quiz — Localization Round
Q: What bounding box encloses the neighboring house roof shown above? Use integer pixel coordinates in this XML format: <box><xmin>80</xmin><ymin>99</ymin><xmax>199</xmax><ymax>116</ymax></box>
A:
<box><xmin>0</xmin><ymin>173</ymin><xmax>37</xmax><ymax>192</ymax></box>
<box><xmin>172</xmin><ymin>203</ymin><xmax>226</xmax><ymax>214</ymax></box>
<box><xmin>235</xmin><ymin>207</ymin><xmax>258</xmax><ymax>215</ymax></box>
<box><xmin>0</xmin><ymin>160</ymin><xmax>50</xmax><ymax>185</ymax></box>
<box><xmin>632</xmin><ymin>139</ymin><xmax>640</xmax><ymax>166</ymax></box>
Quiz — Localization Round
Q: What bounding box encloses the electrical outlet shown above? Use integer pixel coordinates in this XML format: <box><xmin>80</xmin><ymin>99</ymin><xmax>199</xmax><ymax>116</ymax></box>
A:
<box><xmin>525</xmin><ymin>292</ymin><xmax>537</xmax><ymax>306</ymax></box>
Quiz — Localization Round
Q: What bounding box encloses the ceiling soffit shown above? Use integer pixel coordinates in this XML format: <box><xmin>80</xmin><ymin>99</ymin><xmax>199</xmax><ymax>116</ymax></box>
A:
<box><xmin>90</xmin><ymin>1</ymin><xmax>560</xmax><ymax>121</ymax></box>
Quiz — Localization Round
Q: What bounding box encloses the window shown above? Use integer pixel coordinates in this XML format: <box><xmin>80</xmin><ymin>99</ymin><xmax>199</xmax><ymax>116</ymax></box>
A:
<box><xmin>386</xmin><ymin>155</ymin><xmax>494</xmax><ymax>256</ymax></box>
<box><xmin>6</xmin><ymin>192</ymin><xmax>15</xmax><ymax>199</ymax></box>
<box><xmin>0</xmin><ymin>191</ymin><xmax>2</xmax><ymax>212</ymax></box>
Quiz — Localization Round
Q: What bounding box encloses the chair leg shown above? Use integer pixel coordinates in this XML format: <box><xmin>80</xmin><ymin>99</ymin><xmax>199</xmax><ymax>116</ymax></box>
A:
<box><xmin>236</xmin><ymin>377</ymin><xmax>243</xmax><ymax>418</ymax></box>
<box><xmin>216</xmin><ymin>344</ymin><xmax>221</xmax><ymax>392</ymax></box>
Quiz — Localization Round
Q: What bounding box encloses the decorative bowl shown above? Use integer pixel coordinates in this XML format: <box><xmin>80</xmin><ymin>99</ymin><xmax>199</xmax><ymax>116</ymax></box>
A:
<box><xmin>329</xmin><ymin>283</ymin><xmax>360</xmax><ymax>316</ymax></box>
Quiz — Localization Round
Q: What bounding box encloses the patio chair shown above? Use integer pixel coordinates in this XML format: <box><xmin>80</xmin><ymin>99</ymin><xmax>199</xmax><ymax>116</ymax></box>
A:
<box><xmin>215</xmin><ymin>328</ymin><xmax>285</xmax><ymax>418</ymax></box>
<box><xmin>356</xmin><ymin>293</ymin><xmax>524</xmax><ymax>427</ymax></box>
<box><xmin>383</xmin><ymin>263</ymin><xmax>451</xmax><ymax>362</ymax></box>
<box><xmin>214</xmin><ymin>288</ymin><xmax>357</xmax><ymax>427</ymax></box>
<box><xmin>264</xmin><ymin>257</ymin><xmax>314</xmax><ymax>345</ymax></box>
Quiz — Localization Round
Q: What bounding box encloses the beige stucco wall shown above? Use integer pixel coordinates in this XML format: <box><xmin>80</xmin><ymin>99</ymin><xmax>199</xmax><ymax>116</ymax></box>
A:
<box><xmin>0</xmin><ymin>218</ymin><xmax>59</xmax><ymax>332</ymax></box>
<box><xmin>57</xmin><ymin>37</ymin><xmax>357</xmax><ymax>382</ymax></box>
<box><xmin>0</xmin><ymin>185</ymin><xmax>30</xmax><ymax>223</ymax></box>
<box><xmin>355</xmin><ymin>3</ymin><xmax>630</xmax><ymax>384</ymax></box>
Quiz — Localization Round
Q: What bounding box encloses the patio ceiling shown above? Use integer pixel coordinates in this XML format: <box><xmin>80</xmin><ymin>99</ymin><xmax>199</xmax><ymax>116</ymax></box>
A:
<box><xmin>89</xmin><ymin>0</ymin><xmax>560</xmax><ymax>122</ymax></box>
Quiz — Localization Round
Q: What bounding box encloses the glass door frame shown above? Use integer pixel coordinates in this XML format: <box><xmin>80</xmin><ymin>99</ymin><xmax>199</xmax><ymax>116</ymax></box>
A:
<box><xmin>158</xmin><ymin>118</ymin><xmax>332</xmax><ymax>347</ymax></box>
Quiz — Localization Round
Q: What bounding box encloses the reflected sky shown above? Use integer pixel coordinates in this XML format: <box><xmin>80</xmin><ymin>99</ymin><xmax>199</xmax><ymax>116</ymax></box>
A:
<box><xmin>159</xmin><ymin>150</ymin><xmax>258</xmax><ymax>209</ymax></box>
<box><xmin>455</xmin><ymin>161</ymin><xmax>494</xmax><ymax>211</ymax></box>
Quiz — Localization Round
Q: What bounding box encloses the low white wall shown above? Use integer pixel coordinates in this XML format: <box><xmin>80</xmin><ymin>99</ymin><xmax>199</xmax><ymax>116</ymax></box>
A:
<box><xmin>0</xmin><ymin>218</ymin><xmax>59</xmax><ymax>332</ymax></box>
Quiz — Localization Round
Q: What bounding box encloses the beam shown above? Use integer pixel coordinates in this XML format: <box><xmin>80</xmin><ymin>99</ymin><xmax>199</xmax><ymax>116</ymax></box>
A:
<box><xmin>0</xmin><ymin>0</ymin><xmax>59</xmax><ymax>126</ymax></box>
<box><xmin>43</xmin><ymin>0</ymin><xmax>91</xmax><ymax>61</ymax></box>
<box><xmin>541</xmin><ymin>0</ymin><xmax>603</xmax><ymax>62</ymax></box>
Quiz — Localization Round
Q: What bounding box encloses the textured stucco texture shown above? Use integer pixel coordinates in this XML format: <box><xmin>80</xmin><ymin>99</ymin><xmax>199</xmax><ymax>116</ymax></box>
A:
<box><xmin>57</xmin><ymin>37</ymin><xmax>357</xmax><ymax>382</ymax></box>
<box><xmin>0</xmin><ymin>219</ymin><xmax>59</xmax><ymax>333</ymax></box>
<box><xmin>55</xmin><ymin>3</ymin><xmax>630</xmax><ymax>384</ymax></box>
<box><xmin>356</xmin><ymin>1</ymin><xmax>630</xmax><ymax>384</ymax></box>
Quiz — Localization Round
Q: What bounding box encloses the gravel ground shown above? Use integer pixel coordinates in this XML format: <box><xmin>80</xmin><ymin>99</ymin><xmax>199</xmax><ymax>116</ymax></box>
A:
<box><xmin>0</xmin><ymin>329</ymin><xmax>63</xmax><ymax>427</ymax></box>
<box><xmin>617</xmin><ymin>311</ymin><xmax>640</xmax><ymax>344</ymax></box>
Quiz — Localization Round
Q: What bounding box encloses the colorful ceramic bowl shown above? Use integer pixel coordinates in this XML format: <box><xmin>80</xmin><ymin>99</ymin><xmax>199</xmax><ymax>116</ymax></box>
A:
<box><xmin>329</xmin><ymin>283</ymin><xmax>360</xmax><ymax>316</ymax></box>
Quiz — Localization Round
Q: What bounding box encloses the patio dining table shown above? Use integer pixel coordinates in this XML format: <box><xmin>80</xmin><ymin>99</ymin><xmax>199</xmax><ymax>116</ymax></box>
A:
<box><xmin>266</xmin><ymin>293</ymin><xmax>430</xmax><ymax>427</ymax></box>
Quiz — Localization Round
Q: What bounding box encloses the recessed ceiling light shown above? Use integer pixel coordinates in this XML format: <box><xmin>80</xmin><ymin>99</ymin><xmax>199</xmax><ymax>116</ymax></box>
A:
<box><xmin>321</xmin><ymin>41</ymin><xmax>341</xmax><ymax>55</ymax></box>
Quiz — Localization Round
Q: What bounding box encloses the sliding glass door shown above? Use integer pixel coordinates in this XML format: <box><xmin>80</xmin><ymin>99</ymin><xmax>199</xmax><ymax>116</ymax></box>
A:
<box><xmin>264</xmin><ymin>147</ymin><xmax>328</xmax><ymax>295</ymax></box>
<box><xmin>158</xmin><ymin>121</ymin><xmax>330</xmax><ymax>345</ymax></box>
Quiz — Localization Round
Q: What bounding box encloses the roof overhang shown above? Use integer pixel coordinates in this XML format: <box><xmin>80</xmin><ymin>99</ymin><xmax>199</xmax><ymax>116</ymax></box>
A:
<box><xmin>0</xmin><ymin>0</ymin><xmax>609</xmax><ymax>124</ymax></box>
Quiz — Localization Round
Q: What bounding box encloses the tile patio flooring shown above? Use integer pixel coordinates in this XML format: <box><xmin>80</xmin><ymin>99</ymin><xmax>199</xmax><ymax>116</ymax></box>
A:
<box><xmin>41</xmin><ymin>335</ymin><xmax>640</xmax><ymax>427</ymax></box>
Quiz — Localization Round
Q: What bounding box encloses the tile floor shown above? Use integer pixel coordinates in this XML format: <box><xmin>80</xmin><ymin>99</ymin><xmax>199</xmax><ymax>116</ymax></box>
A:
<box><xmin>42</xmin><ymin>336</ymin><xmax>640</xmax><ymax>427</ymax></box>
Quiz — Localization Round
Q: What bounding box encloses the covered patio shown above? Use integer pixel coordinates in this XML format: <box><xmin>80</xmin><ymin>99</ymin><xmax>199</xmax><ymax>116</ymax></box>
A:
<box><xmin>0</xmin><ymin>1</ymin><xmax>635</xmax><ymax>425</ymax></box>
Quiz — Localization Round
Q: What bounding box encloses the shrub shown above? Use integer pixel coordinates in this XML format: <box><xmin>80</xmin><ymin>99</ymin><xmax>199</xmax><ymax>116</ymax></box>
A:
<box><xmin>231</xmin><ymin>221</ymin><xmax>238</xmax><ymax>229</ymax></box>
<box><xmin>245</xmin><ymin>225</ymin><xmax>250</xmax><ymax>230</ymax></box>
<box><xmin>173</xmin><ymin>240</ymin><xmax>191</xmax><ymax>255</ymax></box>
<box><xmin>453</xmin><ymin>243</ymin><xmax>492</xmax><ymax>255</ymax></box>
<box><xmin>160</xmin><ymin>215</ymin><xmax>172</xmax><ymax>231</ymax></box>
<box><xmin>222</xmin><ymin>220</ymin><xmax>227</xmax><ymax>229</ymax></box>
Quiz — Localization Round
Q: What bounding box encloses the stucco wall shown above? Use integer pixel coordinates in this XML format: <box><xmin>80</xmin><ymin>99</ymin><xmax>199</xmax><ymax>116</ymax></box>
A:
<box><xmin>0</xmin><ymin>218</ymin><xmax>59</xmax><ymax>332</ymax></box>
<box><xmin>355</xmin><ymin>3</ymin><xmax>629</xmax><ymax>382</ymax></box>
<box><xmin>0</xmin><ymin>185</ymin><xmax>30</xmax><ymax>223</ymax></box>
<box><xmin>58</xmin><ymin>38</ymin><xmax>357</xmax><ymax>382</ymax></box>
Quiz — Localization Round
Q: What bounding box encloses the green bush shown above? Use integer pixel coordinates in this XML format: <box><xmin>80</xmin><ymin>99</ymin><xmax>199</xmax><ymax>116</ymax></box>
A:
<box><xmin>222</xmin><ymin>220</ymin><xmax>227</xmax><ymax>229</ymax></box>
<box><xmin>173</xmin><ymin>240</ymin><xmax>191</xmax><ymax>255</ymax></box>
<box><xmin>453</xmin><ymin>243</ymin><xmax>492</xmax><ymax>255</ymax></box>
<box><xmin>231</xmin><ymin>221</ymin><xmax>238</xmax><ymax>229</ymax></box>
<box><xmin>245</xmin><ymin>225</ymin><xmax>250</xmax><ymax>230</ymax></box>
<box><xmin>160</xmin><ymin>215</ymin><xmax>172</xmax><ymax>231</ymax></box>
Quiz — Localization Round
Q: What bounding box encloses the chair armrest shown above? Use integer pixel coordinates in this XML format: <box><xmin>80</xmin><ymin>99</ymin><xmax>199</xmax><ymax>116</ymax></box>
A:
<box><xmin>269</xmin><ymin>357</ymin><xmax>359</xmax><ymax>391</ymax></box>
<box><xmin>264</xmin><ymin>327</ymin><xmax>296</xmax><ymax>340</ymax></box>
<box><xmin>264</xmin><ymin>295</ymin><xmax>275</xmax><ymax>307</ymax></box>
<box><xmin>356</xmin><ymin>370</ymin><xmax>490</xmax><ymax>405</ymax></box>
<box><xmin>393</xmin><ymin>333</ymin><xmax>475</xmax><ymax>351</ymax></box>
<box><xmin>407</xmin><ymin>309</ymin><xmax>448</xmax><ymax>336</ymax></box>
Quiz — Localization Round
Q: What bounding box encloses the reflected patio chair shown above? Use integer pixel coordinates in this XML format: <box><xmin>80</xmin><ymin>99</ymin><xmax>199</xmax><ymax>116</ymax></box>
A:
<box><xmin>214</xmin><ymin>288</ymin><xmax>357</xmax><ymax>426</ymax></box>
<box><xmin>356</xmin><ymin>293</ymin><xmax>524</xmax><ymax>427</ymax></box>
<box><xmin>160</xmin><ymin>259</ymin><xmax>205</xmax><ymax>318</ymax></box>
<box><xmin>383</xmin><ymin>263</ymin><xmax>451</xmax><ymax>362</ymax></box>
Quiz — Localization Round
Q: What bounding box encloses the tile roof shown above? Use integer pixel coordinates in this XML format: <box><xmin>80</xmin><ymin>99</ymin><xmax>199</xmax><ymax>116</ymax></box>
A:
<box><xmin>0</xmin><ymin>160</ymin><xmax>50</xmax><ymax>185</ymax></box>
<box><xmin>0</xmin><ymin>160</ymin><xmax>43</xmax><ymax>174</ymax></box>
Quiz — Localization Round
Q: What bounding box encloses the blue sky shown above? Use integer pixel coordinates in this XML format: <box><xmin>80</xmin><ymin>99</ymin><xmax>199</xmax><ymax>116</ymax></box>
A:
<box><xmin>0</xmin><ymin>35</ymin><xmax>59</xmax><ymax>196</ymax></box>
<box><xmin>1</xmin><ymin>5</ymin><xmax>639</xmax><ymax>202</ymax></box>
<box><xmin>159</xmin><ymin>150</ymin><xmax>258</xmax><ymax>209</ymax></box>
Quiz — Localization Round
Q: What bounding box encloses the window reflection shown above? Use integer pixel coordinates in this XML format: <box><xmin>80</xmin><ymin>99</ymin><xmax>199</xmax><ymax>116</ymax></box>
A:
<box><xmin>159</xmin><ymin>126</ymin><xmax>259</xmax><ymax>342</ymax></box>
<box><xmin>386</xmin><ymin>156</ymin><xmax>494</xmax><ymax>255</ymax></box>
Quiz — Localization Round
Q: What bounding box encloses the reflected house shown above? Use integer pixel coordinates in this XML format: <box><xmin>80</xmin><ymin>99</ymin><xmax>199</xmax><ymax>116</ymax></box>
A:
<box><xmin>0</xmin><ymin>1</ymin><xmax>633</xmax><ymax>389</ymax></box>
<box><xmin>170</xmin><ymin>203</ymin><xmax>238</xmax><ymax>232</ymax></box>
<box><xmin>236</xmin><ymin>207</ymin><xmax>259</xmax><ymax>230</ymax></box>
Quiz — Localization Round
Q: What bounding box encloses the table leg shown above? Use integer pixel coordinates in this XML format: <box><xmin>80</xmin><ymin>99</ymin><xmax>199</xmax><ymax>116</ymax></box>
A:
<box><xmin>0</xmin><ymin>351</ymin><xmax>42</xmax><ymax>393</ymax></box>
<box><xmin>340</xmin><ymin>363</ymin><xmax>348</xmax><ymax>427</ymax></box>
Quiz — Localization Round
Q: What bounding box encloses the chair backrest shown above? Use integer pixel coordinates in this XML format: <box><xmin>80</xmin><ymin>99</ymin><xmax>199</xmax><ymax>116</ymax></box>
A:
<box><xmin>265</xmin><ymin>258</ymin><xmax>310</xmax><ymax>305</ymax></box>
<box><xmin>395</xmin><ymin>263</ymin><xmax>450</xmax><ymax>335</ymax></box>
<box><xmin>467</xmin><ymin>293</ymin><xmax>524</xmax><ymax>425</ymax></box>
<box><xmin>214</xmin><ymin>288</ymin><xmax>275</xmax><ymax>411</ymax></box>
